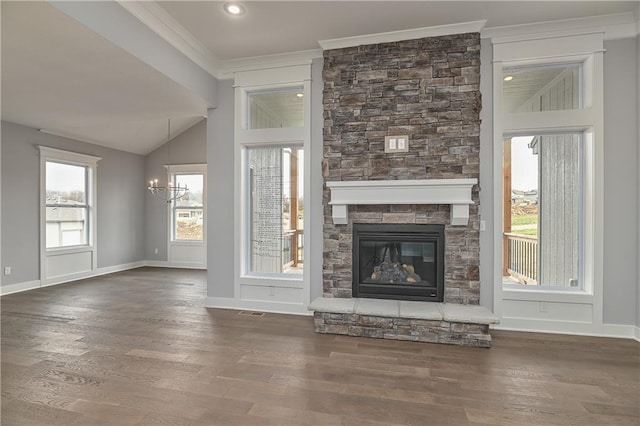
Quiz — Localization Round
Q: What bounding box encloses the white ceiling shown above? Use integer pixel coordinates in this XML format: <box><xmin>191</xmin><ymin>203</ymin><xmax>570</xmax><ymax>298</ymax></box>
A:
<box><xmin>2</xmin><ymin>1</ymin><xmax>638</xmax><ymax>155</ymax></box>
<box><xmin>159</xmin><ymin>1</ymin><xmax>638</xmax><ymax>60</ymax></box>
<box><xmin>1</xmin><ymin>1</ymin><xmax>208</xmax><ymax>155</ymax></box>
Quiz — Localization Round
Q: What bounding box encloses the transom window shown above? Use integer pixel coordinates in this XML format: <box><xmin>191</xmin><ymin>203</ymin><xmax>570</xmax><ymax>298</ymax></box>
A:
<box><xmin>502</xmin><ymin>63</ymin><xmax>582</xmax><ymax>113</ymax></box>
<box><xmin>247</xmin><ymin>87</ymin><xmax>304</xmax><ymax>130</ymax></box>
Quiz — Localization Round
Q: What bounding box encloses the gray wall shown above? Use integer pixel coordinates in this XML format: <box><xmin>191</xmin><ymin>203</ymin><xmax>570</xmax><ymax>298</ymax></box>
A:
<box><xmin>1</xmin><ymin>121</ymin><xmax>146</xmax><ymax>285</ymax></box>
<box><xmin>636</xmin><ymin>32</ymin><xmax>640</xmax><ymax>330</ymax></box>
<box><xmin>207</xmin><ymin>81</ymin><xmax>235</xmax><ymax>298</ymax></box>
<box><xmin>602</xmin><ymin>38</ymin><xmax>638</xmax><ymax>326</ymax></box>
<box><xmin>478</xmin><ymin>37</ymin><xmax>640</xmax><ymax>326</ymax></box>
<box><xmin>144</xmin><ymin>118</ymin><xmax>206</xmax><ymax>261</ymax></box>
<box><xmin>2</xmin><ymin>122</ymin><xmax>40</xmax><ymax>285</ymax></box>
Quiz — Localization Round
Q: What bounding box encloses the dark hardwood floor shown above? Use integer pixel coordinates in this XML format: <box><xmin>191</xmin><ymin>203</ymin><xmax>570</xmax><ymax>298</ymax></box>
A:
<box><xmin>1</xmin><ymin>267</ymin><xmax>638</xmax><ymax>425</ymax></box>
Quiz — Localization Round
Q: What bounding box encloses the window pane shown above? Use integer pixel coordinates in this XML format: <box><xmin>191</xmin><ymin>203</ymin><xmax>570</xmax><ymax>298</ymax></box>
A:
<box><xmin>174</xmin><ymin>174</ymin><xmax>203</xmax><ymax>207</ymax></box>
<box><xmin>46</xmin><ymin>207</ymin><xmax>87</xmax><ymax>248</ymax></box>
<box><xmin>503</xmin><ymin>63</ymin><xmax>581</xmax><ymax>113</ymax></box>
<box><xmin>248</xmin><ymin>88</ymin><xmax>304</xmax><ymax>129</ymax></box>
<box><xmin>248</xmin><ymin>146</ymin><xmax>304</xmax><ymax>275</ymax></box>
<box><xmin>173</xmin><ymin>174</ymin><xmax>204</xmax><ymax>241</ymax></box>
<box><xmin>174</xmin><ymin>208</ymin><xmax>203</xmax><ymax>241</ymax></box>
<box><xmin>503</xmin><ymin>134</ymin><xmax>582</xmax><ymax>289</ymax></box>
<box><xmin>46</xmin><ymin>162</ymin><xmax>86</xmax><ymax>205</ymax></box>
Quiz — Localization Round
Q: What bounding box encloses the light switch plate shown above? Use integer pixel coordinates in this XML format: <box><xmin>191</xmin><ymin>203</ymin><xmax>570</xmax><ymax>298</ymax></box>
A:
<box><xmin>385</xmin><ymin>135</ymin><xmax>409</xmax><ymax>153</ymax></box>
<box><xmin>397</xmin><ymin>137</ymin><xmax>406</xmax><ymax>150</ymax></box>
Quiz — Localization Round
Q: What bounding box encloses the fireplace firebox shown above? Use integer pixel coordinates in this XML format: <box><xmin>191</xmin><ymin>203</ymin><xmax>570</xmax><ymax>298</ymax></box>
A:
<box><xmin>353</xmin><ymin>224</ymin><xmax>445</xmax><ymax>302</ymax></box>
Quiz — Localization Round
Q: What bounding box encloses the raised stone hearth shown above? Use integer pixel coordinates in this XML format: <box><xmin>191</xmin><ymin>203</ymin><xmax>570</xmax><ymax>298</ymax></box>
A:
<box><xmin>309</xmin><ymin>297</ymin><xmax>499</xmax><ymax>347</ymax></box>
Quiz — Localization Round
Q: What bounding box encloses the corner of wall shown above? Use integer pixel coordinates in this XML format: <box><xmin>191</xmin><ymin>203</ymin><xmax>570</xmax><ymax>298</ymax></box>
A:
<box><xmin>479</xmin><ymin>37</ymin><xmax>495</xmax><ymax>311</ymax></box>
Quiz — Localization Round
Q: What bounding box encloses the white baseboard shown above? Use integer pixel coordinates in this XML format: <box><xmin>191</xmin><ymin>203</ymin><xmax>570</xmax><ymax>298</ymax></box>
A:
<box><xmin>144</xmin><ymin>260</ymin><xmax>206</xmax><ymax>270</ymax></box>
<box><xmin>206</xmin><ymin>297</ymin><xmax>312</xmax><ymax>316</ymax></box>
<box><xmin>1</xmin><ymin>261</ymin><xmax>146</xmax><ymax>296</ymax></box>
<box><xmin>96</xmin><ymin>261</ymin><xmax>147</xmax><ymax>276</ymax></box>
<box><xmin>494</xmin><ymin>319</ymin><xmax>640</xmax><ymax>341</ymax></box>
<box><xmin>1</xmin><ymin>280</ymin><xmax>41</xmax><ymax>296</ymax></box>
<box><xmin>601</xmin><ymin>323</ymin><xmax>640</xmax><ymax>341</ymax></box>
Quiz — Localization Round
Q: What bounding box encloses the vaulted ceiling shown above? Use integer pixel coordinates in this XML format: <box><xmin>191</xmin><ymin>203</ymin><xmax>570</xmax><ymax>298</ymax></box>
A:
<box><xmin>2</xmin><ymin>1</ymin><xmax>638</xmax><ymax>155</ymax></box>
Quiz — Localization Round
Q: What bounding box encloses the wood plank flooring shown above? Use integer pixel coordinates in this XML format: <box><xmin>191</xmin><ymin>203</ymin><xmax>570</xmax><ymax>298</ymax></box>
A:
<box><xmin>1</xmin><ymin>267</ymin><xmax>638</xmax><ymax>425</ymax></box>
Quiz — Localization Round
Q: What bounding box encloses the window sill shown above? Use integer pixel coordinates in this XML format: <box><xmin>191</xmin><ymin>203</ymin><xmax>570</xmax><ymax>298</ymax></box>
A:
<box><xmin>240</xmin><ymin>273</ymin><xmax>303</xmax><ymax>288</ymax></box>
<box><xmin>502</xmin><ymin>286</ymin><xmax>593</xmax><ymax>304</ymax></box>
<box><xmin>171</xmin><ymin>240</ymin><xmax>204</xmax><ymax>245</ymax></box>
<box><xmin>46</xmin><ymin>246</ymin><xmax>93</xmax><ymax>256</ymax></box>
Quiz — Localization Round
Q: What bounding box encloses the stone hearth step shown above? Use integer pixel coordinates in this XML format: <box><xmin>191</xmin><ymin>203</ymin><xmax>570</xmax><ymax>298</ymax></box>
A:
<box><xmin>309</xmin><ymin>297</ymin><xmax>499</xmax><ymax>348</ymax></box>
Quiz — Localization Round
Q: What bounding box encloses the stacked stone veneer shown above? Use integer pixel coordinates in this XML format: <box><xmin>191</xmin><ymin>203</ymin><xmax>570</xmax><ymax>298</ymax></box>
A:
<box><xmin>322</xmin><ymin>33</ymin><xmax>482</xmax><ymax>305</ymax></box>
<box><xmin>314</xmin><ymin>313</ymin><xmax>491</xmax><ymax>347</ymax></box>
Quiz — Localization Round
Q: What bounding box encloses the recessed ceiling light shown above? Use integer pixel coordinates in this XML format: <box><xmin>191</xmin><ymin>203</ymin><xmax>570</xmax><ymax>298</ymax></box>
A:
<box><xmin>296</xmin><ymin>93</ymin><xmax>304</xmax><ymax>98</ymax></box>
<box><xmin>223</xmin><ymin>2</ymin><xmax>245</xmax><ymax>16</ymax></box>
<box><xmin>504</xmin><ymin>75</ymin><xmax>514</xmax><ymax>82</ymax></box>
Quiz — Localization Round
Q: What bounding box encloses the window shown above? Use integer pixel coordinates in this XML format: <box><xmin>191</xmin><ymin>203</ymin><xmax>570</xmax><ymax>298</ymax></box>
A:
<box><xmin>247</xmin><ymin>87</ymin><xmax>304</xmax><ymax>129</ymax></box>
<box><xmin>503</xmin><ymin>133</ymin><xmax>583</xmax><ymax>289</ymax></box>
<box><xmin>492</xmin><ymin>31</ymin><xmax>604</xmax><ymax>333</ymax></box>
<box><xmin>500</xmin><ymin>60</ymin><xmax>587</xmax><ymax>291</ymax></box>
<box><xmin>233</xmin><ymin>64</ymin><xmax>311</xmax><ymax>312</ymax></box>
<box><xmin>38</xmin><ymin>146</ymin><xmax>100</xmax><ymax>285</ymax></box>
<box><xmin>247</xmin><ymin>145</ymin><xmax>304</xmax><ymax>275</ymax></box>
<box><xmin>503</xmin><ymin>63</ymin><xmax>582</xmax><ymax>113</ymax></box>
<box><xmin>45</xmin><ymin>161</ymin><xmax>89</xmax><ymax>248</ymax></box>
<box><xmin>493</xmin><ymin>32</ymin><xmax>604</xmax><ymax>310</ymax></box>
<box><xmin>172</xmin><ymin>173</ymin><xmax>204</xmax><ymax>241</ymax></box>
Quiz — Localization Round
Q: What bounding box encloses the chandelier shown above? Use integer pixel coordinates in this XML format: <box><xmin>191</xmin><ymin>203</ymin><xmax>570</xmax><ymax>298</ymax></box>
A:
<box><xmin>147</xmin><ymin>119</ymin><xmax>189</xmax><ymax>203</ymax></box>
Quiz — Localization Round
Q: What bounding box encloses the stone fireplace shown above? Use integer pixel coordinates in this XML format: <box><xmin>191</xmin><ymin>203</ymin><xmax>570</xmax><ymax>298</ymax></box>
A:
<box><xmin>310</xmin><ymin>32</ymin><xmax>498</xmax><ymax>347</ymax></box>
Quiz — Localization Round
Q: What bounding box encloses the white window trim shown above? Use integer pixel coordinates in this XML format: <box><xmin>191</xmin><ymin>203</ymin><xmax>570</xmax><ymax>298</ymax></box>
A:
<box><xmin>38</xmin><ymin>146</ymin><xmax>101</xmax><ymax>285</ymax></box>
<box><xmin>233</xmin><ymin>64</ymin><xmax>312</xmax><ymax>310</ymax></box>
<box><xmin>491</xmin><ymin>33</ymin><xmax>604</xmax><ymax>334</ymax></box>
<box><xmin>166</xmin><ymin>164</ymin><xmax>207</xmax><ymax>266</ymax></box>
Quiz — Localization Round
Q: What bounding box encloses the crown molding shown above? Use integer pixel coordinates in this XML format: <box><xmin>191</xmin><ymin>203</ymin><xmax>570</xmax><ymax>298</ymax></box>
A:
<box><xmin>483</xmin><ymin>12</ymin><xmax>639</xmax><ymax>42</ymax></box>
<box><xmin>116</xmin><ymin>1</ymin><xmax>220</xmax><ymax>78</ymax></box>
<box><xmin>219</xmin><ymin>49</ymin><xmax>323</xmax><ymax>80</ymax></box>
<box><xmin>318</xmin><ymin>20</ymin><xmax>486</xmax><ymax>51</ymax></box>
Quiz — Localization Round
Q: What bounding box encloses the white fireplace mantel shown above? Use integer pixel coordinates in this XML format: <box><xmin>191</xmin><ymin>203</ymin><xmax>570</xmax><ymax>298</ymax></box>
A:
<box><xmin>326</xmin><ymin>178</ymin><xmax>477</xmax><ymax>226</ymax></box>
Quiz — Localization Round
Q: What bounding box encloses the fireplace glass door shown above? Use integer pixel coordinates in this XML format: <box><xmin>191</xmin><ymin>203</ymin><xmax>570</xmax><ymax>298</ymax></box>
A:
<box><xmin>353</xmin><ymin>224</ymin><xmax>444</xmax><ymax>302</ymax></box>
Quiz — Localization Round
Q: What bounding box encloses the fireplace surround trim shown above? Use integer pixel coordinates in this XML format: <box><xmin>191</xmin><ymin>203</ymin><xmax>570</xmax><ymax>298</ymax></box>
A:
<box><xmin>326</xmin><ymin>178</ymin><xmax>477</xmax><ymax>225</ymax></box>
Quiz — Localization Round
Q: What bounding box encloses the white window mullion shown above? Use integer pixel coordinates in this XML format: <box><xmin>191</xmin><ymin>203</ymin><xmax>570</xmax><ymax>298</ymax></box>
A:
<box><xmin>502</xmin><ymin>109</ymin><xmax>598</xmax><ymax>135</ymax></box>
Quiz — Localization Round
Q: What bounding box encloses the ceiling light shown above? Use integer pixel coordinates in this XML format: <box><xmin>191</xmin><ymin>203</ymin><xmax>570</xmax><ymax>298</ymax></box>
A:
<box><xmin>223</xmin><ymin>2</ymin><xmax>245</xmax><ymax>16</ymax></box>
<box><xmin>296</xmin><ymin>93</ymin><xmax>304</xmax><ymax>98</ymax></box>
<box><xmin>503</xmin><ymin>75</ymin><xmax>514</xmax><ymax>82</ymax></box>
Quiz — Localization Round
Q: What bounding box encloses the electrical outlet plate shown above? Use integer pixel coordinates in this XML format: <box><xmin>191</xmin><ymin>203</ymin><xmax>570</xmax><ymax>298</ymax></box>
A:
<box><xmin>4</xmin><ymin>267</ymin><xmax>11</xmax><ymax>275</ymax></box>
<box><xmin>385</xmin><ymin>135</ymin><xmax>409</xmax><ymax>153</ymax></box>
